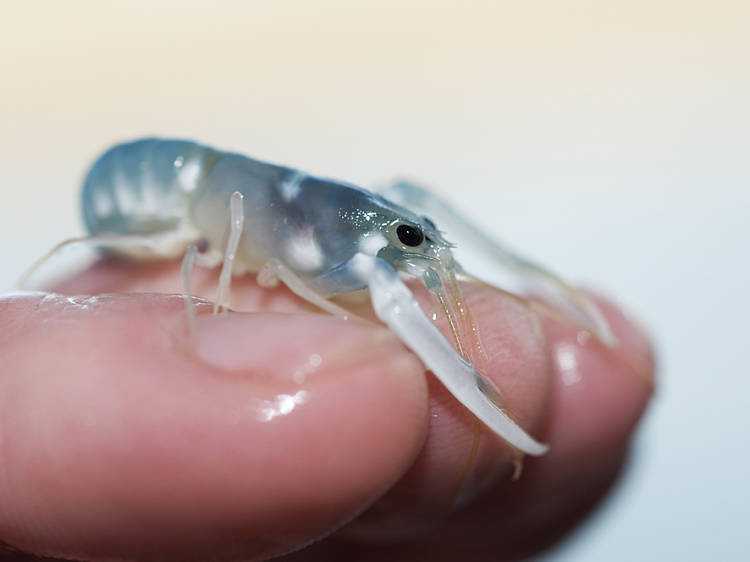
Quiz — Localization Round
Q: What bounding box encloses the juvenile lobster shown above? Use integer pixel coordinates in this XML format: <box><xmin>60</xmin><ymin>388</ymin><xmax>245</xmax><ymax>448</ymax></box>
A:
<box><xmin>23</xmin><ymin>138</ymin><xmax>616</xmax><ymax>457</ymax></box>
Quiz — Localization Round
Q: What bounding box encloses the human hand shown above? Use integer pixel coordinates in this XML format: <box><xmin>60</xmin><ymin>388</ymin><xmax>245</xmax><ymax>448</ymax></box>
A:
<box><xmin>0</xmin><ymin>258</ymin><xmax>654</xmax><ymax>561</ymax></box>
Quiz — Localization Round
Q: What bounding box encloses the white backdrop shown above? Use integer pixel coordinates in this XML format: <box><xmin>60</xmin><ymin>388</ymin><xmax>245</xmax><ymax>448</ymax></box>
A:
<box><xmin>1</xmin><ymin>2</ymin><xmax>748</xmax><ymax>560</ymax></box>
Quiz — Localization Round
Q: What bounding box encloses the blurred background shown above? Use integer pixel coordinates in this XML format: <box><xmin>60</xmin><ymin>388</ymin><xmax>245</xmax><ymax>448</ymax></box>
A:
<box><xmin>1</xmin><ymin>1</ymin><xmax>748</xmax><ymax>560</ymax></box>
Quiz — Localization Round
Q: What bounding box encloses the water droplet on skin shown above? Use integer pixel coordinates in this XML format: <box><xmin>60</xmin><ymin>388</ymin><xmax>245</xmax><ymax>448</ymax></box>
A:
<box><xmin>257</xmin><ymin>390</ymin><xmax>309</xmax><ymax>422</ymax></box>
<box><xmin>556</xmin><ymin>342</ymin><xmax>583</xmax><ymax>386</ymax></box>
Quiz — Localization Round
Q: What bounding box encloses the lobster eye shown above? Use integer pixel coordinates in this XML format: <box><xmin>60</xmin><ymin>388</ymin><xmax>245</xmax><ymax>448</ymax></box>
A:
<box><xmin>396</xmin><ymin>224</ymin><xmax>424</xmax><ymax>247</ymax></box>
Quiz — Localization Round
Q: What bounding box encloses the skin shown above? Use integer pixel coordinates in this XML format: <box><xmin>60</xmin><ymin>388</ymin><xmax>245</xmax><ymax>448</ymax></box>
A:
<box><xmin>0</xmin><ymin>258</ymin><xmax>655</xmax><ymax>561</ymax></box>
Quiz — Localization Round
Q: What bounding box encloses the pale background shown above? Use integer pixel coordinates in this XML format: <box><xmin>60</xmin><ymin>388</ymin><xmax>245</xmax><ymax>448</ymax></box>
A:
<box><xmin>1</xmin><ymin>1</ymin><xmax>748</xmax><ymax>560</ymax></box>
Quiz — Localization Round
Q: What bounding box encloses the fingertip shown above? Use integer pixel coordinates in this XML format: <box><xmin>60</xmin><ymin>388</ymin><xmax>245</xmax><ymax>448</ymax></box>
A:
<box><xmin>0</xmin><ymin>294</ymin><xmax>428</xmax><ymax>561</ymax></box>
<box><xmin>364</xmin><ymin>291</ymin><xmax>658</xmax><ymax>560</ymax></box>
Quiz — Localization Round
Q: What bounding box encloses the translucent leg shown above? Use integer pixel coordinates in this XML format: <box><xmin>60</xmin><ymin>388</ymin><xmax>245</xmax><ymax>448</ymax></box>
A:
<box><xmin>376</xmin><ymin>180</ymin><xmax>616</xmax><ymax>347</ymax></box>
<box><xmin>19</xmin><ymin>233</ymin><xmax>165</xmax><ymax>289</ymax></box>
<box><xmin>511</xmin><ymin>448</ymin><xmax>525</xmax><ymax>480</ymax></box>
<box><xmin>181</xmin><ymin>244</ymin><xmax>199</xmax><ymax>337</ymax></box>
<box><xmin>257</xmin><ymin>258</ymin><xmax>358</xmax><ymax>321</ymax></box>
<box><xmin>213</xmin><ymin>191</ymin><xmax>245</xmax><ymax>314</ymax></box>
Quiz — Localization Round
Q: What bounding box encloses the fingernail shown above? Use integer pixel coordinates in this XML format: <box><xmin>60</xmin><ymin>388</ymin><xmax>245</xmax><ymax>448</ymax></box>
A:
<box><xmin>585</xmin><ymin>292</ymin><xmax>656</xmax><ymax>385</ymax></box>
<box><xmin>193</xmin><ymin>312</ymin><xmax>399</xmax><ymax>383</ymax></box>
<box><xmin>545</xmin><ymin>291</ymin><xmax>656</xmax><ymax>387</ymax></box>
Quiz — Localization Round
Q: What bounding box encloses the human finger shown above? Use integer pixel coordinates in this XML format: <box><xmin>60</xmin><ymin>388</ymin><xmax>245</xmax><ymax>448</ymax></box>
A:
<box><xmin>0</xmin><ymin>292</ymin><xmax>428</xmax><ymax>561</ymax></box>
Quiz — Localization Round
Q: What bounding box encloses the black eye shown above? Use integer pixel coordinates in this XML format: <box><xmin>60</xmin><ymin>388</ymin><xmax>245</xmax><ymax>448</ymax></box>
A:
<box><xmin>396</xmin><ymin>224</ymin><xmax>424</xmax><ymax>247</ymax></box>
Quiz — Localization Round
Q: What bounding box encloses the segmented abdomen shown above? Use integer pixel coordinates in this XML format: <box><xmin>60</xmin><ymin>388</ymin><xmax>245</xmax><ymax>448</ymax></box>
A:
<box><xmin>81</xmin><ymin>138</ymin><xmax>217</xmax><ymax>236</ymax></box>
